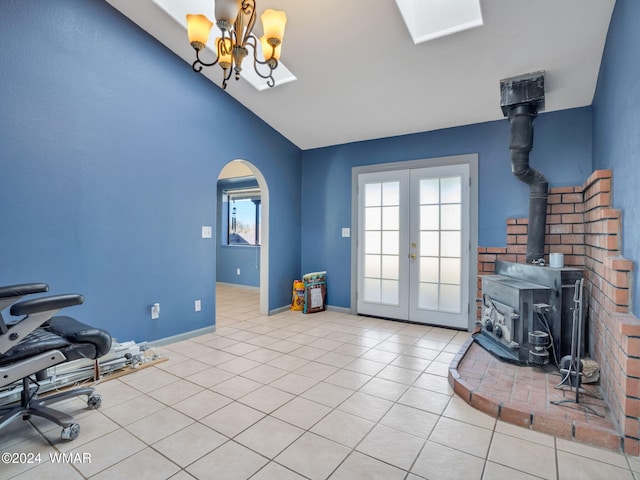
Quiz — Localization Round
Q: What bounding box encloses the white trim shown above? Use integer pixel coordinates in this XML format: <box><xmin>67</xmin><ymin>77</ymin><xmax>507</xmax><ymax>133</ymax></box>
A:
<box><xmin>216</xmin><ymin>282</ymin><xmax>260</xmax><ymax>292</ymax></box>
<box><xmin>217</xmin><ymin>160</ymin><xmax>270</xmax><ymax>316</ymax></box>
<box><xmin>269</xmin><ymin>305</ymin><xmax>291</xmax><ymax>315</ymax></box>
<box><xmin>150</xmin><ymin>325</ymin><xmax>216</xmax><ymax>347</ymax></box>
<box><xmin>269</xmin><ymin>304</ymin><xmax>351</xmax><ymax>316</ymax></box>
<box><xmin>326</xmin><ymin>305</ymin><xmax>351</xmax><ymax>315</ymax></box>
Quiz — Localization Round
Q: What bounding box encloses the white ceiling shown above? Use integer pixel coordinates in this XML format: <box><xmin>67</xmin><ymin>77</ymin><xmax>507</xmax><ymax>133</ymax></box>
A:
<box><xmin>106</xmin><ymin>0</ymin><xmax>616</xmax><ymax>150</ymax></box>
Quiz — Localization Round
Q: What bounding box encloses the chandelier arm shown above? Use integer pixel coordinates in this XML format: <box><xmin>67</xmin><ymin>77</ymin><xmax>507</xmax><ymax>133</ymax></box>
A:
<box><xmin>251</xmin><ymin>61</ymin><xmax>276</xmax><ymax>81</ymax></box>
<box><xmin>245</xmin><ymin>35</ymin><xmax>277</xmax><ymax>69</ymax></box>
<box><xmin>221</xmin><ymin>65</ymin><xmax>233</xmax><ymax>89</ymax></box>
<box><xmin>192</xmin><ymin>47</ymin><xmax>220</xmax><ymax>72</ymax></box>
<box><xmin>240</xmin><ymin>0</ymin><xmax>255</xmax><ymax>16</ymax></box>
<box><xmin>237</xmin><ymin>0</ymin><xmax>257</xmax><ymax>47</ymax></box>
<box><xmin>250</xmin><ymin>54</ymin><xmax>276</xmax><ymax>87</ymax></box>
<box><xmin>220</xmin><ymin>30</ymin><xmax>230</xmax><ymax>56</ymax></box>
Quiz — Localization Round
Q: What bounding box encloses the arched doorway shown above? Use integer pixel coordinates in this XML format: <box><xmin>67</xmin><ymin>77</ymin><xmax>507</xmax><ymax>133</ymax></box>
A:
<box><xmin>216</xmin><ymin>160</ymin><xmax>269</xmax><ymax>316</ymax></box>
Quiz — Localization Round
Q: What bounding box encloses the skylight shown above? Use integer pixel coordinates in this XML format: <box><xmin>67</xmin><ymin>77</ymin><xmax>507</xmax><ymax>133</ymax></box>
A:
<box><xmin>153</xmin><ymin>0</ymin><xmax>296</xmax><ymax>91</ymax></box>
<box><xmin>395</xmin><ymin>0</ymin><xmax>483</xmax><ymax>44</ymax></box>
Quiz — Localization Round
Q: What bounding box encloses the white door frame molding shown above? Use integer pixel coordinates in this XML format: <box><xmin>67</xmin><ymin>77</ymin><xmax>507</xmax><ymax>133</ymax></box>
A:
<box><xmin>350</xmin><ymin>154</ymin><xmax>478</xmax><ymax>331</ymax></box>
<box><xmin>216</xmin><ymin>159</ymin><xmax>270</xmax><ymax>316</ymax></box>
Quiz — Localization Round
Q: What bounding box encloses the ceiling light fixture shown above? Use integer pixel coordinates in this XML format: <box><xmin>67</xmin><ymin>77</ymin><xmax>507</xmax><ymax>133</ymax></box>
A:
<box><xmin>186</xmin><ymin>0</ymin><xmax>287</xmax><ymax>89</ymax></box>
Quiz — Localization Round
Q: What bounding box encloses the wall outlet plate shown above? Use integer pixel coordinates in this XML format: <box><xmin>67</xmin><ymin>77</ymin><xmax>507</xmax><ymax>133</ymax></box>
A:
<box><xmin>202</xmin><ymin>226</ymin><xmax>212</xmax><ymax>238</ymax></box>
<box><xmin>195</xmin><ymin>299</ymin><xmax>201</xmax><ymax>312</ymax></box>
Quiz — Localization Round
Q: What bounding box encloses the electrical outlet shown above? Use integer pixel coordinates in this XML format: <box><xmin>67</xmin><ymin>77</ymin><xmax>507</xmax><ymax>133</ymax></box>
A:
<box><xmin>151</xmin><ymin>303</ymin><xmax>160</xmax><ymax>320</ymax></box>
<box><xmin>236</xmin><ymin>268</ymin><xmax>241</xmax><ymax>275</ymax></box>
<box><xmin>195</xmin><ymin>300</ymin><xmax>201</xmax><ymax>312</ymax></box>
<box><xmin>202</xmin><ymin>226</ymin><xmax>212</xmax><ymax>238</ymax></box>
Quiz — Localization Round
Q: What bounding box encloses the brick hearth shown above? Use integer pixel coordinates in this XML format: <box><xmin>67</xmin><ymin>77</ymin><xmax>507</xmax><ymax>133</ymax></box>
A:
<box><xmin>449</xmin><ymin>339</ymin><xmax>622</xmax><ymax>452</ymax></box>
<box><xmin>464</xmin><ymin>169</ymin><xmax>640</xmax><ymax>455</ymax></box>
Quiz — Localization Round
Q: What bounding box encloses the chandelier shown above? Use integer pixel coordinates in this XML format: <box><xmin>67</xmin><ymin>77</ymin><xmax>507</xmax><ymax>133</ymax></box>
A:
<box><xmin>186</xmin><ymin>0</ymin><xmax>287</xmax><ymax>89</ymax></box>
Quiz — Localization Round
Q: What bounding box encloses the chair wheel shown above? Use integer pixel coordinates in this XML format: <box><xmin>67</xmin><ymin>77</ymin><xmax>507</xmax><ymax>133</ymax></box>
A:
<box><xmin>87</xmin><ymin>394</ymin><xmax>102</xmax><ymax>409</ymax></box>
<box><xmin>61</xmin><ymin>423</ymin><xmax>80</xmax><ymax>441</ymax></box>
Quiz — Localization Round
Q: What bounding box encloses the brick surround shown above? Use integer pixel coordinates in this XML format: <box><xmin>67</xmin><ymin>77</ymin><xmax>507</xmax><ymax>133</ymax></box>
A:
<box><xmin>476</xmin><ymin>169</ymin><xmax>640</xmax><ymax>455</ymax></box>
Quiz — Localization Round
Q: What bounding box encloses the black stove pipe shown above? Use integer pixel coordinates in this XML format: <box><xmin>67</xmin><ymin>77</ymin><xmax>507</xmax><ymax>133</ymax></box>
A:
<box><xmin>501</xmin><ymin>72</ymin><xmax>547</xmax><ymax>264</ymax></box>
<box><xmin>508</xmin><ymin>103</ymin><xmax>548</xmax><ymax>263</ymax></box>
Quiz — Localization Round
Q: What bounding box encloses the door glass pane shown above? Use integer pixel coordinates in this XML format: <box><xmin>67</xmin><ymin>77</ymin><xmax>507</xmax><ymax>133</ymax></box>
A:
<box><xmin>440</xmin><ymin>204</ymin><xmax>460</xmax><ymax>230</ymax></box>
<box><xmin>365</xmin><ymin>231</ymin><xmax>381</xmax><ymax>254</ymax></box>
<box><xmin>418</xmin><ymin>283</ymin><xmax>438</xmax><ymax>310</ymax></box>
<box><xmin>420</xmin><ymin>257</ymin><xmax>439</xmax><ymax>283</ymax></box>
<box><xmin>365</xmin><ymin>254</ymin><xmax>381</xmax><ymax>278</ymax></box>
<box><xmin>382</xmin><ymin>255</ymin><xmax>399</xmax><ymax>279</ymax></box>
<box><xmin>440</xmin><ymin>257</ymin><xmax>461</xmax><ymax>284</ymax></box>
<box><xmin>420</xmin><ymin>178</ymin><xmax>439</xmax><ymax>204</ymax></box>
<box><xmin>365</xmin><ymin>207</ymin><xmax>381</xmax><ymax>230</ymax></box>
<box><xmin>421</xmin><ymin>231</ymin><xmax>439</xmax><ymax>256</ymax></box>
<box><xmin>381</xmin><ymin>280</ymin><xmax>399</xmax><ymax>304</ymax></box>
<box><xmin>363</xmin><ymin>278</ymin><xmax>381</xmax><ymax>302</ymax></box>
<box><xmin>440</xmin><ymin>176</ymin><xmax>461</xmax><ymax>203</ymax></box>
<box><xmin>381</xmin><ymin>231</ymin><xmax>399</xmax><ymax>255</ymax></box>
<box><xmin>361</xmin><ymin>180</ymin><xmax>402</xmax><ymax>309</ymax></box>
<box><xmin>440</xmin><ymin>284</ymin><xmax>461</xmax><ymax>312</ymax></box>
<box><xmin>382</xmin><ymin>182</ymin><xmax>400</xmax><ymax>205</ymax></box>
<box><xmin>420</xmin><ymin>205</ymin><xmax>439</xmax><ymax>230</ymax></box>
<box><xmin>365</xmin><ymin>183</ymin><xmax>381</xmax><ymax>206</ymax></box>
<box><xmin>440</xmin><ymin>231</ymin><xmax>460</xmax><ymax>258</ymax></box>
<box><xmin>382</xmin><ymin>206</ymin><xmax>399</xmax><ymax>230</ymax></box>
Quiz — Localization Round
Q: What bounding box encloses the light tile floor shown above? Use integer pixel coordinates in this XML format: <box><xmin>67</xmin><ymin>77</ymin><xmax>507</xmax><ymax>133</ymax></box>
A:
<box><xmin>3</xmin><ymin>283</ymin><xmax>640</xmax><ymax>479</ymax></box>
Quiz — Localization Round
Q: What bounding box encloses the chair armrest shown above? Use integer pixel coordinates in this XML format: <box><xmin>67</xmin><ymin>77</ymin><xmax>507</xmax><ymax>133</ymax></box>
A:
<box><xmin>0</xmin><ymin>283</ymin><xmax>49</xmax><ymax>299</ymax></box>
<box><xmin>0</xmin><ymin>283</ymin><xmax>50</xmax><ymax>336</ymax></box>
<box><xmin>0</xmin><ymin>283</ymin><xmax>49</xmax><ymax>313</ymax></box>
<box><xmin>0</xmin><ymin>294</ymin><xmax>84</xmax><ymax>355</ymax></box>
<box><xmin>10</xmin><ymin>294</ymin><xmax>83</xmax><ymax>316</ymax></box>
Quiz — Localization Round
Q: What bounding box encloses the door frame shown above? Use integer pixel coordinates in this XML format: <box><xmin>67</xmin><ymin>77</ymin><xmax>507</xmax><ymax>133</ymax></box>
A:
<box><xmin>216</xmin><ymin>159</ymin><xmax>270</xmax><ymax>316</ymax></box>
<box><xmin>350</xmin><ymin>154</ymin><xmax>479</xmax><ymax>331</ymax></box>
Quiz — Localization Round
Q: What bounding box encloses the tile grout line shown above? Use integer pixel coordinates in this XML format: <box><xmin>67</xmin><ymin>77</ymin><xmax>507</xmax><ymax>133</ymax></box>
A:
<box><xmin>11</xmin><ymin>284</ymin><xmax>637</xmax><ymax>479</ymax></box>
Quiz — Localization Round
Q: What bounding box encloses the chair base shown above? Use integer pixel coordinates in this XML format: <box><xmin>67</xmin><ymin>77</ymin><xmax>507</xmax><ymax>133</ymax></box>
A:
<box><xmin>0</xmin><ymin>379</ymin><xmax>101</xmax><ymax>441</ymax></box>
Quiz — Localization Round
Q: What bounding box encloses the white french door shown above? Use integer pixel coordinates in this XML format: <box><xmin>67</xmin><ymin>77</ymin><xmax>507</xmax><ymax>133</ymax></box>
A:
<box><xmin>356</xmin><ymin>163</ymin><xmax>470</xmax><ymax>328</ymax></box>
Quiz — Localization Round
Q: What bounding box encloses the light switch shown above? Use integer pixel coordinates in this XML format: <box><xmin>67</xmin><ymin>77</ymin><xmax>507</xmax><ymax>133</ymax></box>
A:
<box><xmin>342</xmin><ymin>228</ymin><xmax>350</xmax><ymax>238</ymax></box>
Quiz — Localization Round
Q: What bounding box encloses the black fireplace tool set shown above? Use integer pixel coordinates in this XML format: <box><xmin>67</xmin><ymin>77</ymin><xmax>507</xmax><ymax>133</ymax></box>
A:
<box><xmin>551</xmin><ymin>278</ymin><xmax>603</xmax><ymax>417</ymax></box>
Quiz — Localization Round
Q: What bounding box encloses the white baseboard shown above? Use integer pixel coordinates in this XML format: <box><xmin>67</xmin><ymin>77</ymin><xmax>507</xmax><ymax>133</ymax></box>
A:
<box><xmin>217</xmin><ymin>282</ymin><xmax>260</xmax><ymax>292</ymax></box>
<box><xmin>269</xmin><ymin>305</ymin><xmax>291</xmax><ymax>315</ymax></box>
<box><xmin>150</xmin><ymin>325</ymin><xmax>216</xmax><ymax>347</ymax></box>
<box><xmin>326</xmin><ymin>305</ymin><xmax>351</xmax><ymax>314</ymax></box>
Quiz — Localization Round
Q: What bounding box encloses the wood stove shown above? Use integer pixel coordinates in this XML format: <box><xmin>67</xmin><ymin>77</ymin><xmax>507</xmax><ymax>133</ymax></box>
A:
<box><xmin>475</xmin><ymin>260</ymin><xmax>584</xmax><ymax>365</ymax></box>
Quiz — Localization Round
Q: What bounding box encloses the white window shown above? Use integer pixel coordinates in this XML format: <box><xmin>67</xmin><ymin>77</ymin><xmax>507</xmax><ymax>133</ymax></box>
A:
<box><xmin>224</xmin><ymin>188</ymin><xmax>261</xmax><ymax>246</ymax></box>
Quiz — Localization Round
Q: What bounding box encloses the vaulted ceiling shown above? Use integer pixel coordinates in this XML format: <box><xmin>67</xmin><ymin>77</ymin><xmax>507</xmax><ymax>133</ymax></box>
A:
<box><xmin>107</xmin><ymin>0</ymin><xmax>616</xmax><ymax>150</ymax></box>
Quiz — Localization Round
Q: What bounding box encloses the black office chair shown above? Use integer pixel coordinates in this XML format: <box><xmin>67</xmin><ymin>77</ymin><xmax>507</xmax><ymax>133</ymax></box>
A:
<box><xmin>0</xmin><ymin>283</ymin><xmax>112</xmax><ymax>440</ymax></box>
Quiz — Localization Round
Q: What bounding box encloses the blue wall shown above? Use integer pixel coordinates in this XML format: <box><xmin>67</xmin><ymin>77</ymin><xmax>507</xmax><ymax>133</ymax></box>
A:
<box><xmin>592</xmin><ymin>0</ymin><xmax>640</xmax><ymax>317</ymax></box>
<box><xmin>300</xmin><ymin>109</ymin><xmax>593</xmax><ymax>309</ymax></box>
<box><xmin>0</xmin><ymin>0</ymin><xmax>301</xmax><ymax>342</ymax></box>
<box><xmin>217</xmin><ymin>178</ymin><xmax>261</xmax><ymax>287</ymax></box>
<box><xmin>3</xmin><ymin>0</ymin><xmax>631</xmax><ymax>337</ymax></box>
